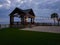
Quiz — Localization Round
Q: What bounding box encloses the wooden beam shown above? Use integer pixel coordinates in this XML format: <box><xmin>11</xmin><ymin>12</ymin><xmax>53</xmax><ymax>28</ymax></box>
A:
<box><xmin>10</xmin><ymin>16</ymin><xmax>14</xmax><ymax>27</ymax></box>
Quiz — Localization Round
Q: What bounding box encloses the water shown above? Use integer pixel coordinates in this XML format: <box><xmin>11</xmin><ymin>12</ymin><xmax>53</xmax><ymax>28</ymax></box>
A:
<box><xmin>0</xmin><ymin>16</ymin><xmax>59</xmax><ymax>25</ymax></box>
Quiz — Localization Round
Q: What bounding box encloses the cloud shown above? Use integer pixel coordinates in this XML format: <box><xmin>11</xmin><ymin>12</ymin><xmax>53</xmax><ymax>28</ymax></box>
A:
<box><xmin>7</xmin><ymin>0</ymin><xmax>11</xmax><ymax>4</ymax></box>
<box><xmin>0</xmin><ymin>0</ymin><xmax>60</xmax><ymax>24</ymax></box>
<box><xmin>0</xmin><ymin>0</ymin><xmax>60</xmax><ymax>9</ymax></box>
<box><xmin>0</xmin><ymin>0</ymin><xmax>11</xmax><ymax>9</ymax></box>
<box><xmin>0</xmin><ymin>4</ymin><xmax>3</xmax><ymax>8</ymax></box>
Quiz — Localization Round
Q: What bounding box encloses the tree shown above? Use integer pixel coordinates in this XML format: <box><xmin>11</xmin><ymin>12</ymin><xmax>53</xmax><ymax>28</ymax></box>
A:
<box><xmin>57</xmin><ymin>18</ymin><xmax>60</xmax><ymax>26</ymax></box>
<box><xmin>51</xmin><ymin>13</ymin><xmax>58</xmax><ymax>26</ymax></box>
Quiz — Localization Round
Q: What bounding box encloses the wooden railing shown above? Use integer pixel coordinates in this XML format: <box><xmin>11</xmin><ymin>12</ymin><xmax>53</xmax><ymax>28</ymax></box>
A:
<box><xmin>0</xmin><ymin>24</ymin><xmax>9</xmax><ymax>29</ymax></box>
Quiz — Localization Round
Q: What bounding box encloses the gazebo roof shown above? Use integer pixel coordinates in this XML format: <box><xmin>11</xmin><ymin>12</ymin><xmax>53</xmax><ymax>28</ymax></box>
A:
<box><xmin>9</xmin><ymin>7</ymin><xmax>25</xmax><ymax>15</ymax></box>
<box><xmin>9</xmin><ymin>7</ymin><xmax>35</xmax><ymax>18</ymax></box>
<box><xmin>23</xmin><ymin>9</ymin><xmax>35</xmax><ymax>17</ymax></box>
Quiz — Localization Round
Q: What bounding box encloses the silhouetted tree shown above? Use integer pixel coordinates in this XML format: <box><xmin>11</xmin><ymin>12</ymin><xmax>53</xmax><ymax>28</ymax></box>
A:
<box><xmin>57</xmin><ymin>18</ymin><xmax>60</xmax><ymax>26</ymax></box>
<box><xmin>51</xmin><ymin>13</ymin><xmax>58</xmax><ymax>26</ymax></box>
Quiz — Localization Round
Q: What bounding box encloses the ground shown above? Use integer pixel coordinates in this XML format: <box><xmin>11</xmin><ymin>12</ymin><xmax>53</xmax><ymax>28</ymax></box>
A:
<box><xmin>0</xmin><ymin>28</ymin><xmax>60</xmax><ymax>45</ymax></box>
<box><xmin>21</xmin><ymin>26</ymin><xmax>60</xmax><ymax>33</ymax></box>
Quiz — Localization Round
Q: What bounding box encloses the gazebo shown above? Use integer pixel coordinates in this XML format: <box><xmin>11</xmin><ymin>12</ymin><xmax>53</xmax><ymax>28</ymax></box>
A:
<box><xmin>9</xmin><ymin>7</ymin><xmax>35</xmax><ymax>27</ymax></box>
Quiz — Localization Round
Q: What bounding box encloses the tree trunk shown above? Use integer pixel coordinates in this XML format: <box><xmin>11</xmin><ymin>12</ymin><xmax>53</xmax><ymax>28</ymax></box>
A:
<box><xmin>58</xmin><ymin>21</ymin><xmax>59</xmax><ymax>26</ymax></box>
<box><xmin>54</xmin><ymin>19</ymin><xmax>55</xmax><ymax>26</ymax></box>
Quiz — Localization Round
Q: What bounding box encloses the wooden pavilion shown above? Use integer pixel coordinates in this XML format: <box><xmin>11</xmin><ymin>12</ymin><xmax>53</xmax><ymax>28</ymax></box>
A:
<box><xmin>9</xmin><ymin>7</ymin><xmax>35</xmax><ymax>27</ymax></box>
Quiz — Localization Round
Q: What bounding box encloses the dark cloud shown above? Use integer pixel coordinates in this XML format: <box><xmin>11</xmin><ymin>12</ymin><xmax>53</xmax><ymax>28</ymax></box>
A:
<box><xmin>0</xmin><ymin>0</ymin><xmax>60</xmax><ymax>24</ymax></box>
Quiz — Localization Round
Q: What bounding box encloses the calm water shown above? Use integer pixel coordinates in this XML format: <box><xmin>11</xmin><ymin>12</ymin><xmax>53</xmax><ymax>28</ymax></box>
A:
<box><xmin>0</xmin><ymin>16</ymin><xmax>59</xmax><ymax>24</ymax></box>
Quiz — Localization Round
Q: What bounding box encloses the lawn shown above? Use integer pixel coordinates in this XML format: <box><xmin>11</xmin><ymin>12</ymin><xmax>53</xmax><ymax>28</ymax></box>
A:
<box><xmin>0</xmin><ymin>28</ymin><xmax>60</xmax><ymax>45</ymax></box>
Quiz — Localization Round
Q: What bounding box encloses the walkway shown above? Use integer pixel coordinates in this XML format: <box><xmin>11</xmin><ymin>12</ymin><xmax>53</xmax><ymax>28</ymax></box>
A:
<box><xmin>21</xmin><ymin>26</ymin><xmax>60</xmax><ymax>33</ymax></box>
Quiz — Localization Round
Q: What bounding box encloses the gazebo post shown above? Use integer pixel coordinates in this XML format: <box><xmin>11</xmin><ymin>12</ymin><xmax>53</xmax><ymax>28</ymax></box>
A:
<box><xmin>32</xmin><ymin>18</ymin><xmax>35</xmax><ymax>24</ymax></box>
<box><xmin>25</xmin><ymin>16</ymin><xmax>28</xmax><ymax>25</ymax></box>
<box><xmin>31</xmin><ymin>18</ymin><xmax>33</xmax><ymax>24</ymax></box>
<box><xmin>10</xmin><ymin>15</ymin><xmax>14</xmax><ymax>27</ymax></box>
<box><xmin>21</xmin><ymin>17</ymin><xmax>24</xmax><ymax>25</ymax></box>
<box><xmin>30</xmin><ymin>18</ymin><xmax>34</xmax><ymax>27</ymax></box>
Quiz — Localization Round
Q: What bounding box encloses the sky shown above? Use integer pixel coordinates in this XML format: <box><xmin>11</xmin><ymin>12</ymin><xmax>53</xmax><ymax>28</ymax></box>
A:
<box><xmin>0</xmin><ymin>0</ymin><xmax>60</xmax><ymax>24</ymax></box>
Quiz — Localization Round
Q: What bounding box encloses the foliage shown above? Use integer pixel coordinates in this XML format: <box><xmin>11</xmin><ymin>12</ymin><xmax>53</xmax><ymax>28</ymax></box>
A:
<box><xmin>51</xmin><ymin>13</ymin><xmax>58</xmax><ymax>18</ymax></box>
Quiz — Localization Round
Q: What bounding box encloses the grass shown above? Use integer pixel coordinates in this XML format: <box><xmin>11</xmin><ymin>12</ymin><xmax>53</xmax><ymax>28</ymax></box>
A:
<box><xmin>0</xmin><ymin>28</ymin><xmax>60</xmax><ymax>45</ymax></box>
